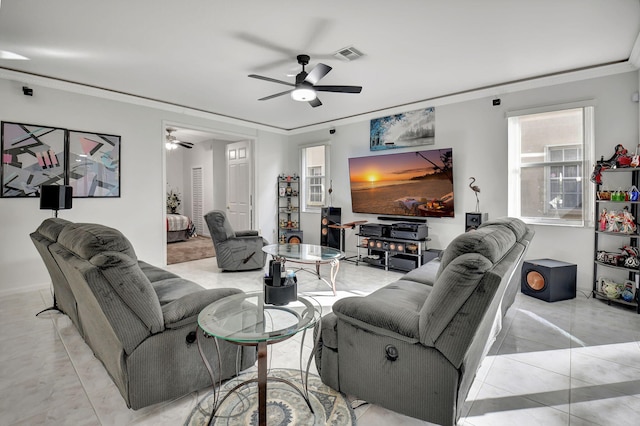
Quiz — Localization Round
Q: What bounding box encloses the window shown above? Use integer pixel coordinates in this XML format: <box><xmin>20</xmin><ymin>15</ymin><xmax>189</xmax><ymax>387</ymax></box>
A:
<box><xmin>508</xmin><ymin>105</ymin><xmax>594</xmax><ymax>226</ymax></box>
<box><xmin>301</xmin><ymin>144</ymin><xmax>329</xmax><ymax>212</ymax></box>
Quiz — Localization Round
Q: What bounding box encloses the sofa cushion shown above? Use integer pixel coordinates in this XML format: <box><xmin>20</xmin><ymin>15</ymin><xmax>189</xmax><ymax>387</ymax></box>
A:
<box><xmin>151</xmin><ymin>277</ymin><xmax>206</xmax><ymax>305</ymax></box>
<box><xmin>205</xmin><ymin>211</ymin><xmax>235</xmax><ymax>243</ymax></box>
<box><xmin>436</xmin><ymin>224</ymin><xmax>515</xmax><ymax>279</ymax></box>
<box><xmin>91</xmin><ymin>251</ymin><xmax>164</xmax><ymax>336</ymax></box>
<box><xmin>420</xmin><ymin>253</ymin><xmax>493</xmax><ymax>346</ymax></box>
<box><xmin>333</xmin><ymin>280</ymin><xmax>432</xmax><ymax>341</ymax></box>
<box><xmin>58</xmin><ymin>223</ymin><xmax>137</xmax><ymax>260</ymax></box>
<box><xmin>478</xmin><ymin>217</ymin><xmax>528</xmax><ymax>241</ymax></box>
<box><xmin>401</xmin><ymin>260</ymin><xmax>440</xmax><ymax>286</ymax></box>
<box><xmin>138</xmin><ymin>260</ymin><xmax>180</xmax><ymax>282</ymax></box>
<box><xmin>36</xmin><ymin>217</ymin><xmax>72</xmax><ymax>241</ymax></box>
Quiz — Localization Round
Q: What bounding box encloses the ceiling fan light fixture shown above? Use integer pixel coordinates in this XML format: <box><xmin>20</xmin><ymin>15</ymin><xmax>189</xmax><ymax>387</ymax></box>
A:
<box><xmin>165</xmin><ymin>142</ymin><xmax>178</xmax><ymax>150</ymax></box>
<box><xmin>291</xmin><ymin>87</ymin><xmax>316</xmax><ymax>102</ymax></box>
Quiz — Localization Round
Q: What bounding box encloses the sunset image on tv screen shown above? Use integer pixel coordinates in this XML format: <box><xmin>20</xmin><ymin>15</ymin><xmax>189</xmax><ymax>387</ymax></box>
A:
<box><xmin>348</xmin><ymin>148</ymin><xmax>454</xmax><ymax>218</ymax></box>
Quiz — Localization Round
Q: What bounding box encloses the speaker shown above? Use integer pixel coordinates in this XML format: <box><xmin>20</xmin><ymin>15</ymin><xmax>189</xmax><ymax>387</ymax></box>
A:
<box><xmin>40</xmin><ymin>185</ymin><xmax>73</xmax><ymax>211</ymax></box>
<box><xmin>465</xmin><ymin>212</ymin><xmax>488</xmax><ymax>232</ymax></box>
<box><xmin>320</xmin><ymin>207</ymin><xmax>341</xmax><ymax>248</ymax></box>
<box><xmin>283</xmin><ymin>230</ymin><xmax>303</xmax><ymax>244</ymax></box>
<box><xmin>521</xmin><ymin>259</ymin><xmax>576</xmax><ymax>302</ymax></box>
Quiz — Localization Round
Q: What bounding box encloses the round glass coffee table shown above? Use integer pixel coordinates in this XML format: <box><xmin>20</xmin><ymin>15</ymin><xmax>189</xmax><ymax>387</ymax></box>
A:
<box><xmin>197</xmin><ymin>291</ymin><xmax>322</xmax><ymax>426</ymax></box>
<box><xmin>262</xmin><ymin>243</ymin><xmax>344</xmax><ymax>295</ymax></box>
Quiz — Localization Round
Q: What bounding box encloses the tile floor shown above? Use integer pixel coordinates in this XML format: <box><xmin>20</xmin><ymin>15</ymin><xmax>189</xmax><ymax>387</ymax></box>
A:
<box><xmin>2</xmin><ymin>257</ymin><xmax>640</xmax><ymax>425</ymax></box>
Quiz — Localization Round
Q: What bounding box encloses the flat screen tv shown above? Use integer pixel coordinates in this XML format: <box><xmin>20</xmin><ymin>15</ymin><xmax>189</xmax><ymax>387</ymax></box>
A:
<box><xmin>348</xmin><ymin>148</ymin><xmax>454</xmax><ymax>218</ymax></box>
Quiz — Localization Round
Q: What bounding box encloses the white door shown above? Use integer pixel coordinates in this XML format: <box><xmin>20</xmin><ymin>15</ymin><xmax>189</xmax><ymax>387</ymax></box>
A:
<box><xmin>226</xmin><ymin>141</ymin><xmax>252</xmax><ymax>230</ymax></box>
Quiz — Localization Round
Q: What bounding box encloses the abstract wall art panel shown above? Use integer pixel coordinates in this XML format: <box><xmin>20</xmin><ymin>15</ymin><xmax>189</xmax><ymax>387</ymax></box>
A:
<box><xmin>1</xmin><ymin>121</ymin><xmax>66</xmax><ymax>197</ymax></box>
<box><xmin>68</xmin><ymin>130</ymin><xmax>120</xmax><ymax>197</ymax></box>
<box><xmin>370</xmin><ymin>107</ymin><xmax>435</xmax><ymax>151</ymax></box>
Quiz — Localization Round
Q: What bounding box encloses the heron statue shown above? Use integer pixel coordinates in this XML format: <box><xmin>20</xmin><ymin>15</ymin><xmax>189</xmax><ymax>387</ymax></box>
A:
<box><xmin>469</xmin><ymin>177</ymin><xmax>480</xmax><ymax>212</ymax></box>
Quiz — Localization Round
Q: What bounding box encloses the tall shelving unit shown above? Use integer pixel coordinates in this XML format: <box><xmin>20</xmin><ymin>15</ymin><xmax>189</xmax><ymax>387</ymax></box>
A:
<box><xmin>593</xmin><ymin>168</ymin><xmax>640</xmax><ymax>313</ymax></box>
<box><xmin>277</xmin><ymin>175</ymin><xmax>302</xmax><ymax>244</ymax></box>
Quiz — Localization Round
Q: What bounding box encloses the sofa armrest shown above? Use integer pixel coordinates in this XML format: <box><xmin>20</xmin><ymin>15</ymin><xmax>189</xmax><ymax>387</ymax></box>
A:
<box><xmin>235</xmin><ymin>230</ymin><xmax>259</xmax><ymax>237</ymax></box>
<box><xmin>332</xmin><ymin>297</ymin><xmax>421</xmax><ymax>343</ymax></box>
<box><xmin>162</xmin><ymin>288</ymin><xmax>243</xmax><ymax>329</ymax></box>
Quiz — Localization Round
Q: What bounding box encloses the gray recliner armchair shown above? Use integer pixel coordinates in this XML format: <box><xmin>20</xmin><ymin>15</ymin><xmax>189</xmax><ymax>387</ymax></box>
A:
<box><xmin>204</xmin><ymin>210</ymin><xmax>268</xmax><ymax>271</ymax></box>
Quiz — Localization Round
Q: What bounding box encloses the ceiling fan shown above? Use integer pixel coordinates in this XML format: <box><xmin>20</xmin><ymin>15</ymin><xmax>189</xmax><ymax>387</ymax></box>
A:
<box><xmin>248</xmin><ymin>54</ymin><xmax>362</xmax><ymax>108</ymax></box>
<box><xmin>165</xmin><ymin>128</ymin><xmax>194</xmax><ymax>150</ymax></box>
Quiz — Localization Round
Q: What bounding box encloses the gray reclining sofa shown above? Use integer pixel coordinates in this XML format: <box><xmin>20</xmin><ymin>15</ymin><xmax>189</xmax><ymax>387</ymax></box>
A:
<box><xmin>31</xmin><ymin>218</ymin><xmax>256</xmax><ymax>409</ymax></box>
<box><xmin>315</xmin><ymin>217</ymin><xmax>534</xmax><ymax>425</ymax></box>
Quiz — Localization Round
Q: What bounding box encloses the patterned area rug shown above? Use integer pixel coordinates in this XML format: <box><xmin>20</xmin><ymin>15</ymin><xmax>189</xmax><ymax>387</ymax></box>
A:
<box><xmin>167</xmin><ymin>236</ymin><xmax>216</xmax><ymax>265</ymax></box>
<box><xmin>184</xmin><ymin>368</ymin><xmax>355</xmax><ymax>426</ymax></box>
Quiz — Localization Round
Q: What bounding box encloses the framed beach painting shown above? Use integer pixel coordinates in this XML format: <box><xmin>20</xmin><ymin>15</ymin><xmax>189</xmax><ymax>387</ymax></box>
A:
<box><xmin>370</xmin><ymin>107</ymin><xmax>435</xmax><ymax>151</ymax></box>
<box><xmin>0</xmin><ymin>121</ymin><xmax>67</xmax><ymax>197</ymax></box>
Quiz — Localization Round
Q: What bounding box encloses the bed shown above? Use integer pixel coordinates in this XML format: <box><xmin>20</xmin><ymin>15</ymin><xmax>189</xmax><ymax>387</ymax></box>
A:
<box><xmin>166</xmin><ymin>214</ymin><xmax>195</xmax><ymax>243</ymax></box>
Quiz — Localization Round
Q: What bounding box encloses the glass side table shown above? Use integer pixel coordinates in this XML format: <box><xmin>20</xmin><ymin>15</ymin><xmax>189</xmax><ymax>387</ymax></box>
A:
<box><xmin>262</xmin><ymin>243</ymin><xmax>344</xmax><ymax>295</ymax></box>
<box><xmin>197</xmin><ymin>291</ymin><xmax>322</xmax><ymax>426</ymax></box>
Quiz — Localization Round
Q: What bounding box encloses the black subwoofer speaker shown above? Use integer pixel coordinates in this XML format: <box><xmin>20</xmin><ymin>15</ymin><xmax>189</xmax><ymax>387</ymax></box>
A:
<box><xmin>521</xmin><ymin>259</ymin><xmax>576</xmax><ymax>302</ymax></box>
<box><xmin>320</xmin><ymin>207</ymin><xmax>341</xmax><ymax>249</ymax></box>
<box><xmin>465</xmin><ymin>212</ymin><xmax>488</xmax><ymax>232</ymax></box>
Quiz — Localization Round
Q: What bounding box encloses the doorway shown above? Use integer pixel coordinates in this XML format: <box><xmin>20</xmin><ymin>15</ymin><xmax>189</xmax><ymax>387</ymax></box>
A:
<box><xmin>162</xmin><ymin>123</ymin><xmax>255</xmax><ymax>265</ymax></box>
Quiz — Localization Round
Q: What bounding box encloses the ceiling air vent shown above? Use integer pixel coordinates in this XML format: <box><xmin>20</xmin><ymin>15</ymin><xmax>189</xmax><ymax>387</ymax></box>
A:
<box><xmin>334</xmin><ymin>46</ymin><xmax>364</xmax><ymax>62</ymax></box>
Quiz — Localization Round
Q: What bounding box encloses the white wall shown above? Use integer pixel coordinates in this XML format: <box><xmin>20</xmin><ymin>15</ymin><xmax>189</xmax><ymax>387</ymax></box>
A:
<box><xmin>0</xmin><ymin>78</ymin><xmax>283</xmax><ymax>295</ymax></box>
<box><xmin>292</xmin><ymin>71</ymin><xmax>639</xmax><ymax>292</ymax></box>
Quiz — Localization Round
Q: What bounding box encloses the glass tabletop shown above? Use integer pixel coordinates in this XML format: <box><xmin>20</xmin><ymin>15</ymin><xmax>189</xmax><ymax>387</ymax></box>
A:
<box><xmin>262</xmin><ymin>243</ymin><xmax>343</xmax><ymax>262</ymax></box>
<box><xmin>198</xmin><ymin>291</ymin><xmax>322</xmax><ymax>344</ymax></box>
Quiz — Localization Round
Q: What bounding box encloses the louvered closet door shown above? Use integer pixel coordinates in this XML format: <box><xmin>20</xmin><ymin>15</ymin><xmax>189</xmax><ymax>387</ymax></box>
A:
<box><xmin>191</xmin><ymin>166</ymin><xmax>204</xmax><ymax>235</ymax></box>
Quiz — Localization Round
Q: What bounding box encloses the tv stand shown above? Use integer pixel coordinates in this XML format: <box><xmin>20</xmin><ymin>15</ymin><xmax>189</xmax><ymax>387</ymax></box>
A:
<box><xmin>356</xmin><ymin>223</ymin><xmax>430</xmax><ymax>272</ymax></box>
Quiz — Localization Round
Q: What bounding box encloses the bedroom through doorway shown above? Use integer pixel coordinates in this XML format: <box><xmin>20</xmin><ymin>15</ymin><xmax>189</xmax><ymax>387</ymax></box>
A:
<box><xmin>163</xmin><ymin>123</ymin><xmax>252</xmax><ymax>265</ymax></box>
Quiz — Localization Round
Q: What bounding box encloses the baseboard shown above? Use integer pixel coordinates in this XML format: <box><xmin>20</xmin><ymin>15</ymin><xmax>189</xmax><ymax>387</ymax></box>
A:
<box><xmin>0</xmin><ymin>282</ymin><xmax>50</xmax><ymax>298</ymax></box>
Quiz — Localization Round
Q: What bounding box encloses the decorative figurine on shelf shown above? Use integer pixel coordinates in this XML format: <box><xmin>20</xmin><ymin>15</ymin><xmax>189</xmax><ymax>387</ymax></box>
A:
<box><xmin>631</xmin><ymin>144</ymin><xmax>640</xmax><ymax>168</ymax></box>
<box><xmin>622</xmin><ymin>281</ymin><xmax>635</xmax><ymax>302</ymax></box>
<box><xmin>622</xmin><ymin>206</ymin><xmax>637</xmax><ymax>234</ymax></box>
<box><xmin>468</xmin><ymin>177</ymin><xmax>481</xmax><ymax>212</ymax></box>
<box><xmin>599</xmin><ymin>209</ymin><xmax>608</xmax><ymax>231</ymax></box>
<box><xmin>590</xmin><ymin>144</ymin><xmax>630</xmax><ymax>184</ymax></box>
<box><xmin>606</xmin><ymin>210</ymin><xmax>620</xmax><ymax>233</ymax></box>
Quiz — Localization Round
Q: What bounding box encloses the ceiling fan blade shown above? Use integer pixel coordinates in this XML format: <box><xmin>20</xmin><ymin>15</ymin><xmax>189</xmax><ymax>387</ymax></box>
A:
<box><xmin>308</xmin><ymin>97</ymin><xmax>322</xmax><ymax>108</ymax></box>
<box><xmin>305</xmin><ymin>63</ymin><xmax>331</xmax><ymax>85</ymax></box>
<box><xmin>314</xmin><ymin>85</ymin><xmax>362</xmax><ymax>94</ymax></box>
<box><xmin>259</xmin><ymin>89</ymin><xmax>294</xmax><ymax>101</ymax></box>
<box><xmin>248</xmin><ymin>74</ymin><xmax>295</xmax><ymax>87</ymax></box>
<box><xmin>235</xmin><ymin>33</ymin><xmax>296</xmax><ymax>56</ymax></box>
<box><xmin>177</xmin><ymin>142</ymin><xmax>193</xmax><ymax>149</ymax></box>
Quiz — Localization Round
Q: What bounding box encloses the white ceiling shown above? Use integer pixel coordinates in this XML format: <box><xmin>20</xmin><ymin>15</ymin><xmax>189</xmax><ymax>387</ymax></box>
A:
<box><xmin>1</xmin><ymin>1</ymin><xmax>639</xmax><ymax>132</ymax></box>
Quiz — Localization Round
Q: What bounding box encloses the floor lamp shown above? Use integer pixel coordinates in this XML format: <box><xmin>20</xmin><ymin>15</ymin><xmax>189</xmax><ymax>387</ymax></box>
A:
<box><xmin>36</xmin><ymin>184</ymin><xmax>73</xmax><ymax>317</ymax></box>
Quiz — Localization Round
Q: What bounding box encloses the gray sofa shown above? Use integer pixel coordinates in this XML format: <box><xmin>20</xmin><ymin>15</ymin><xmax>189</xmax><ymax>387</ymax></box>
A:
<box><xmin>315</xmin><ymin>217</ymin><xmax>534</xmax><ymax>425</ymax></box>
<box><xmin>204</xmin><ymin>210</ymin><xmax>268</xmax><ymax>271</ymax></box>
<box><xmin>31</xmin><ymin>218</ymin><xmax>256</xmax><ymax>409</ymax></box>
